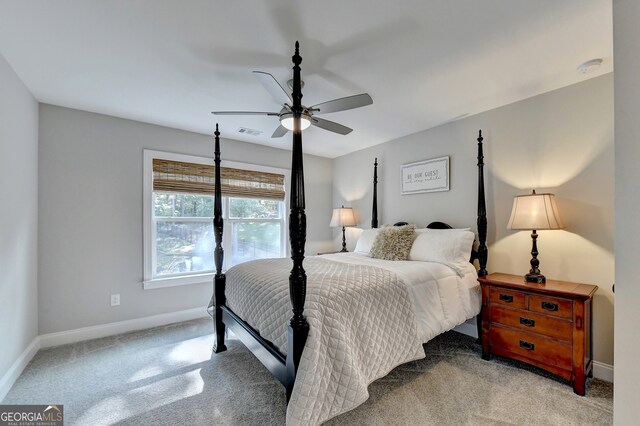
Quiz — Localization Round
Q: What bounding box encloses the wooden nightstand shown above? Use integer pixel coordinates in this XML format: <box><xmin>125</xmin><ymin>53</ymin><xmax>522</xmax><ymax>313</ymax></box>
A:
<box><xmin>479</xmin><ymin>273</ymin><xmax>598</xmax><ymax>395</ymax></box>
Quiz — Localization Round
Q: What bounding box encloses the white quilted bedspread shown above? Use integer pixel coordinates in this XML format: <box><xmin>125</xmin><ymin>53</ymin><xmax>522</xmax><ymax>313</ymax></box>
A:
<box><xmin>225</xmin><ymin>257</ymin><xmax>426</xmax><ymax>426</ymax></box>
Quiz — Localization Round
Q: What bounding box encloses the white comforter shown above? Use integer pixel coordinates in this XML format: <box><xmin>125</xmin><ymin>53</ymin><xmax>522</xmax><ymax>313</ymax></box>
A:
<box><xmin>322</xmin><ymin>253</ymin><xmax>481</xmax><ymax>343</ymax></box>
<box><xmin>224</xmin><ymin>254</ymin><xmax>480</xmax><ymax>425</ymax></box>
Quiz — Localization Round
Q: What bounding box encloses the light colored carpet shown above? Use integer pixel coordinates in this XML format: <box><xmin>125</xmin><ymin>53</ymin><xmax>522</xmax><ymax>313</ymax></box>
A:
<box><xmin>2</xmin><ymin>318</ymin><xmax>612</xmax><ymax>425</ymax></box>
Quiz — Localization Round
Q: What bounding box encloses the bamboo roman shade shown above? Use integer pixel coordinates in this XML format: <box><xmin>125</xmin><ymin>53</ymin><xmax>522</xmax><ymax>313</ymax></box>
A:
<box><xmin>152</xmin><ymin>159</ymin><xmax>285</xmax><ymax>201</ymax></box>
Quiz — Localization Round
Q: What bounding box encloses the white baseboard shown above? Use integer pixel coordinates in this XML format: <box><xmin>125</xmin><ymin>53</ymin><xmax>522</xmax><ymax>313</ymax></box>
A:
<box><xmin>453</xmin><ymin>319</ymin><xmax>614</xmax><ymax>383</ymax></box>
<box><xmin>1</xmin><ymin>307</ymin><xmax>210</xmax><ymax>401</ymax></box>
<box><xmin>0</xmin><ymin>337</ymin><xmax>41</xmax><ymax>402</ymax></box>
<box><xmin>39</xmin><ymin>307</ymin><xmax>210</xmax><ymax>348</ymax></box>
<box><xmin>593</xmin><ymin>360</ymin><xmax>614</xmax><ymax>383</ymax></box>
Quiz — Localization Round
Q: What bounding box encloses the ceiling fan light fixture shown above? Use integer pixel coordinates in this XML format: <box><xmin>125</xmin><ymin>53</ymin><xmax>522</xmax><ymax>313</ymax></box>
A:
<box><xmin>280</xmin><ymin>112</ymin><xmax>311</xmax><ymax>131</ymax></box>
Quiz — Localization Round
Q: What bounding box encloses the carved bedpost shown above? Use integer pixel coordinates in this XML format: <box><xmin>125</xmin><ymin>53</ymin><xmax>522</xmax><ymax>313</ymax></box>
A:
<box><xmin>476</xmin><ymin>130</ymin><xmax>488</xmax><ymax>277</ymax></box>
<box><xmin>286</xmin><ymin>41</ymin><xmax>310</xmax><ymax>401</ymax></box>
<box><xmin>212</xmin><ymin>124</ymin><xmax>227</xmax><ymax>353</ymax></box>
<box><xmin>372</xmin><ymin>158</ymin><xmax>378</xmax><ymax>229</ymax></box>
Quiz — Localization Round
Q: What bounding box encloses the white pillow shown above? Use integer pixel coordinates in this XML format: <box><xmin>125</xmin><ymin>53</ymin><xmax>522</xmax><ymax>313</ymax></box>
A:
<box><xmin>409</xmin><ymin>228</ymin><xmax>475</xmax><ymax>276</ymax></box>
<box><xmin>354</xmin><ymin>228</ymin><xmax>381</xmax><ymax>255</ymax></box>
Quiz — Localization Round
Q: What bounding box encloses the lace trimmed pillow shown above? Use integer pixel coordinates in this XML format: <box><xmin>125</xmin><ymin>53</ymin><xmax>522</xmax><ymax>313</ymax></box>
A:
<box><xmin>369</xmin><ymin>224</ymin><xmax>417</xmax><ymax>261</ymax></box>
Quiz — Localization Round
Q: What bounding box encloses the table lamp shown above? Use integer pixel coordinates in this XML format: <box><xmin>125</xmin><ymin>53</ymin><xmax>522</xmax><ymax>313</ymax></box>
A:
<box><xmin>330</xmin><ymin>206</ymin><xmax>357</xmax><ymax>252</ymax></box>
<box><xmin>507</xmin><ymin>190</ymin><xmax>564</xmax><ymax>283</ymax></box>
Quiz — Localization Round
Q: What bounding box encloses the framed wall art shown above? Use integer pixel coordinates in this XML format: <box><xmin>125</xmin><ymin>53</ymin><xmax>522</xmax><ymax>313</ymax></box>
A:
<box><xmin>401</xmin><ymin>156</ymin><xmax>449</xmax><ymax>195</ymax></box>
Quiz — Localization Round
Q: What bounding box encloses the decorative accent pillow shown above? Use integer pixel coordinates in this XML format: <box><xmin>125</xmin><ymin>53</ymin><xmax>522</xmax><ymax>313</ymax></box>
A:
<box><xmin>409</xmin><ymin>228</ymin><xmax>475</xmax><ymax>276</ymax></box>
<box><xmin>369</xmin><ymin>225</ymin><xmax>417</xmax><ymax>261</ymax></box>
<box><xmin>354</xmin><ymin>228</ymin><xmax>381</xmax><ymax>255</ymax></box>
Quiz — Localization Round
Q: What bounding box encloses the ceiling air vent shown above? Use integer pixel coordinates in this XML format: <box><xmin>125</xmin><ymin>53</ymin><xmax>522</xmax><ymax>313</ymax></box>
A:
<box><xmin>237</xmin><ymin>127</ymin><xmax>263</xmax><ymax>136</ymax></box>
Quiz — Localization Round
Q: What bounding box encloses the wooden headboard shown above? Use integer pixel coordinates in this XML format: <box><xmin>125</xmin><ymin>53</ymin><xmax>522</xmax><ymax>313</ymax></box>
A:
<box><xmin>373</xmin><ymin>130</ymin><xmax>488</xmax><ymax>275</ymax></box>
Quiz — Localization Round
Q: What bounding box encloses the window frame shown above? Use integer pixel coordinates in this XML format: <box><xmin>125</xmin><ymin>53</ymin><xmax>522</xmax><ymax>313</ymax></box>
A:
<box><xmin>143</xmin><ymin>149</ymin><xmax>289</xmax><ymax>290</ymax></box>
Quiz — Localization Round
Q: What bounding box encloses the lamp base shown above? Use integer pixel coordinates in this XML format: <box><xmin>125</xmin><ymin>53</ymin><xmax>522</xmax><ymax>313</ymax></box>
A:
<box><xmin>340</xmin><ymin>226</ymin><xmax>348</xmax><ymax>252</ymax></box>
<box><xmin>525</xmin><ymin>272</ymin><xmax>546</xmax><ymax>284</ymax></box>
<box><xmin>525</xmin><ymin>230</ymin><xmax>545</xmax><ymax>284</ymax></box>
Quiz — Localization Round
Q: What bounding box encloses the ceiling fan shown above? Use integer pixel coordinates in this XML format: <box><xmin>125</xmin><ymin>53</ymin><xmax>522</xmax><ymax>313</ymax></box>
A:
<box><xmin>212</xmin><ymin>70</ymin><xmax>373</xmax><ymax>138</ymax></box>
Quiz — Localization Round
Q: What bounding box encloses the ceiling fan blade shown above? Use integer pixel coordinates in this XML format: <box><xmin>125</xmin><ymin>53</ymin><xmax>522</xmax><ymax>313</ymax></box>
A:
<box><xmin>211</xmin><ymin>111</ymin><xmax>279</xmax><ymax>116</ymax></box>
<box><xmin>271</xmin><ymin>125</ymin><xmax>289</xmax><ymax>138</ymax></box>
<box><xmin>253</xmin><ymin>71</ymin><xmax>292</xmax><ymax>105</ymax></box>
<box><xmin>310</xmin><ymin>117</ymin><xmax>353</xmax><ymax>135</ymax></box>
<box><xmin>310</xmin><ymin>93</ymin><xmax>373</xmax><ymax>115</ymax></box>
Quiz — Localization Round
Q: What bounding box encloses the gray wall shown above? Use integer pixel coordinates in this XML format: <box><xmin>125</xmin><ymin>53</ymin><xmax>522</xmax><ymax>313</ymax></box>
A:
<box><xmin>613</xmin><ymin>0</ymin><xmax>638</xmax><ymax>423</ymax></box>
<box><xmin>0</xmin><ymin>55</ymin><xmax>39</xmax><ymax>378</ymax></box>
<box><xmin>333</xmin><ymin>74</ymin><xmax>614</xmax><ymax>366</ymax></box>
<box><xmin>38</xmin><ymin>105</ymin><xmax>333</xmax><ymax>334</ymax></box>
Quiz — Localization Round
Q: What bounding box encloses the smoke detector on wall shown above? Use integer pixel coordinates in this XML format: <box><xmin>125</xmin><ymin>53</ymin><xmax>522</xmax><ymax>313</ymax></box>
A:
<box><xmin>577</xmin><ymin>58</ymin><xmax>603</xmax><ymax>74</ymax></box>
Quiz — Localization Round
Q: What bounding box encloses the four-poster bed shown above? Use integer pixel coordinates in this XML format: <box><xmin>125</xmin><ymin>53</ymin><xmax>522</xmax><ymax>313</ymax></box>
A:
<box><xmin>209</xmin><ymin>42</ymin><xmax>488</xmax><ymax>424</ymax></box>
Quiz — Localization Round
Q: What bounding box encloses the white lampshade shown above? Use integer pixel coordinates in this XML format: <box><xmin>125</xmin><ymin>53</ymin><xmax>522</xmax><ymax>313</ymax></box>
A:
<box><xmin>280</xmin><ymin>113</ymin><xmax>311</xmax><ymax>131</ymax></box>
<box><xmin>329</xmin><ymin>206</ymin><xmax>357</xmax><ymax>228</ymax></box>
<box><xmin>507</xmin><ymin>191</ymin><xmax>564</xmax><ymax>231</ymax></box>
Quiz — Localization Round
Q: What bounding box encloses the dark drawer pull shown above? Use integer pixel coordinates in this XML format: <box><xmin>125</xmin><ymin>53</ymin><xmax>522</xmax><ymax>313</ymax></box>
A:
<box><xmin>499</xmin><ymin>294</ymin><xmax>513</xmax><ymax>303</ymax></box>
<box><xmin>519</xmin><ymin>317</ymin><xmax>535</xmax><ymax>327</ymax></box>
<box><xmin>519</xmin><ymin>340</ymin><xmax>535</xmax><ymax>351</ymax></box>
<box><xmin>541</xmin><ymin>301</ymin><xmax>558</xmax><ymax>311</ymax></box>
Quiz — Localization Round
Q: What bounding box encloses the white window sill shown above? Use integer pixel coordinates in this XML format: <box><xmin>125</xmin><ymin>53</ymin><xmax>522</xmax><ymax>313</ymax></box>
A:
<box><xmin>143</xmin><ymin>272</ymin><xmax>216</xmax><ymax>290</ymax></box>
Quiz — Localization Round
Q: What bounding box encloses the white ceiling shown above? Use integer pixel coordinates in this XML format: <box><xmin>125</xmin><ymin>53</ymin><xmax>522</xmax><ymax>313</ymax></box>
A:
<box><xmin>0</xmin><ymin>0</ymin><xmax>612</xmax><ymax>158</ymax></box>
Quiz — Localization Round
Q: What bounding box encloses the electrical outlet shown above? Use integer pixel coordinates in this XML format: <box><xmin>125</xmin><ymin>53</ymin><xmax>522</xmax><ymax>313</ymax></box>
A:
<box><xmin>110</xmin><ymin>294</ymin><xmax>120</xmax><ymax>306</ymax></box>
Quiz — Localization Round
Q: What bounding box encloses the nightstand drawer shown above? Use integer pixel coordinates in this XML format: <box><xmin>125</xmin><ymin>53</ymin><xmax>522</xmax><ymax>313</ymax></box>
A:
<box><xmin>490</xmin><ymin>288</ymin><xmax>526</xmax><ymax>309</ymax></box>
<box><xmin>489</xmin><ymin>325</ymin><xmax>572</xmax><ymax>371</ymax></box>
<box><xmin>529</xmin><ymin>294</ymin><xmax>573</xmax><ymax>319</ymax></box>
<box><xmin>490</xmin><ymin>305</ymin><xmax>573</xmax><ymax>341</ymax></box>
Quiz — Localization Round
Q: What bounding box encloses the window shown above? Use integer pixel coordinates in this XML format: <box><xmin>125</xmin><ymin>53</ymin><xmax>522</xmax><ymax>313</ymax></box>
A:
<box><xmin>227</xmin><ymin>198</ymin><xmax>283</xmax><ymax>267</ymax></box>
<box><xmin>143</xmin><ymin>150</ymin><xmax>288</xmax><ymax>289</ymax></box>
<box><xmin>153</xmin><ymin>192</ymin><xmax>215</xmax><ymax>277</ymax></box>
